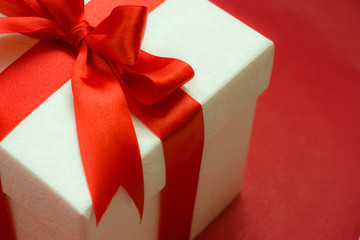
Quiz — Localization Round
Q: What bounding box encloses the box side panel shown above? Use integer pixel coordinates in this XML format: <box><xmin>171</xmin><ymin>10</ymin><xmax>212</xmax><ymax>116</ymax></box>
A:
<box><xmin>191</xmin><ymin>100</ymin><xmax>257</xmax><ymax>238</ymax></box>
<box><xmin>0</xmin><ymin>149</ymin><xmax>86</xmax><ymax>240</ymax></box>
<box><xmin>202</xmin><ymin>43</ymin><xmax>274</xmax><ymax>141</ymax></box>
<box><xmin>7</xmin><ymin>197</ymin><xmax>66</xmax><ymax>240</ymax></box>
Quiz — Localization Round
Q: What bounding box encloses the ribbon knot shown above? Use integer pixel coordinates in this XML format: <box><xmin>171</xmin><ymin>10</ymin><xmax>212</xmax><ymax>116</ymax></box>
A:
<box><xmin>64</xmin><ymin>20</ymin><xmax>91</xmax><ymax>49</ymax></box>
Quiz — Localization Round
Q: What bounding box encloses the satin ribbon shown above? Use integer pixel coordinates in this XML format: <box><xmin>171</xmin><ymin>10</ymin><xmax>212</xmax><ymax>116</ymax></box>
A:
<box><xmin>0</xmin><ymin>0</ymin><xmax>204</xmax><ymax>239</ymax></box>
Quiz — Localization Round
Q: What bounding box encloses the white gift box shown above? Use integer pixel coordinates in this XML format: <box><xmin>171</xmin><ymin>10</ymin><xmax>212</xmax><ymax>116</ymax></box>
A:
<box><xmin>0</xmin><ymin>0</ymin><xmax>274</xmax><ymax>239</ymax></box>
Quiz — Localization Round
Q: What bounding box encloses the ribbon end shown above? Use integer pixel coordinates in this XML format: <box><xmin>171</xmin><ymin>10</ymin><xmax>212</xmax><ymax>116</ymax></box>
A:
<box><xmin>139</xmin><ymin>210</ymin><xmax>144</xmax><ymax>225</ymax></box>
<box><xmin>138</xmin><ymin>201</ymin><xmax>144</xmax><ymax>224</ymax></box>
<box><xmin>121</xmin><ymin>177</ymin><xmax>144</xmax><ymax>223</ymax></box>
<box><xmin>92</xmin><ymin>188</ymin><xmax>144</xmax><ymax>226</ymax></box>
<box><xmin>126</xmin><ymin>187</ymin><xmax>144</xmax><ymax>224</ymax></box>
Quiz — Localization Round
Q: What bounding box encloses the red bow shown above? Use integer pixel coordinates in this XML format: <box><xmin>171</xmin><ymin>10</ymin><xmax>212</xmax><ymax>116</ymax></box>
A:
<box><xmin>0</xmin><ymin>1</ymin><xmax>204</xmax><ymax>239</ymax></box>
<box><xmin>0</xmin><ymin>0</ymin><xmax>194</xmax><ymax>221</ymax></box>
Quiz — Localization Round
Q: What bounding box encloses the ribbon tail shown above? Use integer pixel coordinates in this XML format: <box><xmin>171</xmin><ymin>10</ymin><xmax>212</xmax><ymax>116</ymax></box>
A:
<box><xmin>71</xmin><ymin>44</ymin><xmax>144</xmax><ymax>222</ymax></box>
<box><xmin>124</xmin><ymin>88</ymin><xmax>204</xmax><ymax>240</ymax></box>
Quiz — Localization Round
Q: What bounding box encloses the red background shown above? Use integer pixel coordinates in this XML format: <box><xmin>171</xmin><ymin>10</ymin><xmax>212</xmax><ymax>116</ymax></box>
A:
<box><xmin>197</xmin><ymin>0</ymin><xmax>360</xmax><ymax>239</ymax></box>
<box><xmin>1</xmin><ymin>0</ymin><xmax>360</xmax><ymax>240</ymax></box>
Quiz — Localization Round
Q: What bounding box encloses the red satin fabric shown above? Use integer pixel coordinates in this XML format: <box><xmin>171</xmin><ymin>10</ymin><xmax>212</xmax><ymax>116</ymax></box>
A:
<box><xmin>0</xmin><ymin>0</ymin><xmax>203</xmax><ymax>240</ymax></box>
<box><xmin>117</xmin><ymin>51</ymin><xmax>195</xmax><ymax>105</ymax></box>
<box><xmin>71</xmin><ymin>42</ymin><xmax>146</xmax><ymax>222</ymax></box>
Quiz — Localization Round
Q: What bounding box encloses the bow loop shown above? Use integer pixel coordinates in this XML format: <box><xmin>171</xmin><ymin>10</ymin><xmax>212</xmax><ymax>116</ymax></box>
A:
<box><xmin>30</xmin><ymin>0</ymin><xmax>84</xmax><ymax>31</ymax></box>
<box><xmin>0</xmin><ymin>0</ymin><xmax>39</xmax><ymax>17</ymax></box>
<box><xmin>0</xmin><ymin>0</ymin><xmax>84</xmax><ymax>32</ymax></box>
<box><xmin>86</xmin><ymin>6</ymin><xmax>148</xmax><ymax>65</ymax></box>
<box><xmin>113</xmin><ymin>51</ymin><xmax>195</xmax><ymax>105</ymax></box>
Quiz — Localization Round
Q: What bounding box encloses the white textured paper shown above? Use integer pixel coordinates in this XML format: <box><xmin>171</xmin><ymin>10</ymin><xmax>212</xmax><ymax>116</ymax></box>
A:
<box><xmin>0</xmin><ymin>0</ymin><xmax>274</xmax><ymax>239</ymax></box>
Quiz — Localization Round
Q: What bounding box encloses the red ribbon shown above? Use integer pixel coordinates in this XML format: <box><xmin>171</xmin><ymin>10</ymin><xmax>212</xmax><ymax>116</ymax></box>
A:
<box><xmin>0</xmin><ymin>0</ymin><xmax>204</xmax><ymax>240</ymax></box>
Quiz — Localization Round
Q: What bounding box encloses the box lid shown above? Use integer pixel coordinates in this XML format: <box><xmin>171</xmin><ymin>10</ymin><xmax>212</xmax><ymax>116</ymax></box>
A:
<box><xmin>0</xmin><ymin>0</ymin><xmax>273</xmax><ymax>237</ymax></box>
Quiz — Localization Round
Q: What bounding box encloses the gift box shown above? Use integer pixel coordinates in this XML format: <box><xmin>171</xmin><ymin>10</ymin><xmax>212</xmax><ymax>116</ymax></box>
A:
<box><xmin>0</xmin><ymin>0</ymin><xmax>274</xmax><ymax>239</ymax></box>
